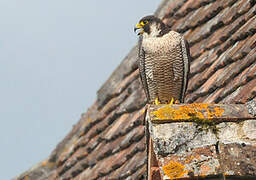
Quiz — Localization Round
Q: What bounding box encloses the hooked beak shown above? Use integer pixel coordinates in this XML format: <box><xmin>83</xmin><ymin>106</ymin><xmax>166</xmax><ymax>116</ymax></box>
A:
<box><xmin>134</xmin><ymin>23</ymin><xmax>144</xmax><ymax>35</ymax></box>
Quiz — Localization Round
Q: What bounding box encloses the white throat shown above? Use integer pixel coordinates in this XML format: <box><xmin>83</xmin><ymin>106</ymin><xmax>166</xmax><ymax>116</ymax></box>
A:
<box><xmin>143</xmin><ymin>23</ymin><xmax>161</xmax><ymax>38</ymax></box>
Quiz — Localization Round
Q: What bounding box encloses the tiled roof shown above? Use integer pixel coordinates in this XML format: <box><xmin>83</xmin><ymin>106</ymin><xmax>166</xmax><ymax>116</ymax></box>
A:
<box><xmin>16</xmin><ymin>0</ymin><xmax>256</xmax><ymax>179</ymax></box>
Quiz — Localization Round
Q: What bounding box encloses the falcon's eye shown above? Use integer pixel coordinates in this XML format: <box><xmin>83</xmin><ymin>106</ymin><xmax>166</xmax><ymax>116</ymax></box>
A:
<box><xmin>140</xmin><ymin>20</ymin><xmax>149</xmax><ymax>26</ymax></box>
<box><xmin>143</xmin><ymin>20</ymin><xmax>149</xmax><ymax>25</ymax></box>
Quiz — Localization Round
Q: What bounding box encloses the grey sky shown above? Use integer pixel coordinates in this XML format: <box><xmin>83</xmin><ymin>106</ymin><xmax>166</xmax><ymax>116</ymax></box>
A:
<box><xmin>0</xmin><ymin>0</ymin><xmax>159</xmax><ymax>179</ymax></box>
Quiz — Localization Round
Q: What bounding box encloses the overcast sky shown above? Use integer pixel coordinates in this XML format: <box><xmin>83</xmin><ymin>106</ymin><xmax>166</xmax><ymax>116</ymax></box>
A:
<box><xmin>0</xmin><ymin>0</ymin><xmax>160</xmax><ymax>179</ymax></box>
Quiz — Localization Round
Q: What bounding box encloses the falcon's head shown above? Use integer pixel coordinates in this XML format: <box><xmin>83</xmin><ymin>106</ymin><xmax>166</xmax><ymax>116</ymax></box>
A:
<box><xmin>134</xmin><ymin>15</ymin><xmax>166</xmax><ymax>38</ymax></box>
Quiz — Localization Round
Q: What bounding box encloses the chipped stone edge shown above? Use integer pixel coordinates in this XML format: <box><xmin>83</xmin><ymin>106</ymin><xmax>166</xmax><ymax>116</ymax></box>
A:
<box><xmin>247</xmin><ymin>100</ymin><xmax>256</xmax><ymax>117</ymax></box>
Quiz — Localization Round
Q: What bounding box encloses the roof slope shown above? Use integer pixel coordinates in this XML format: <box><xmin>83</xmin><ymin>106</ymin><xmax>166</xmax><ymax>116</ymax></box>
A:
<box><xmin>16</xmin><ymin>0</ymin><xmax>256</xmax><ymax>179</ymax></box>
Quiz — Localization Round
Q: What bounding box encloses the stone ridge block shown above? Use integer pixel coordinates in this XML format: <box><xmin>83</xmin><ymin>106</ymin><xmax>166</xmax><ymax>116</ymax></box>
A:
<box><xmin>149</xmin><ymin>103</ymin><xmax>255</xmax><ymax>123</ymax></box>
<box><xmin>147</xmin><ymin>103</ymin><xmax>256</xmax><ymax>179</ymax></box>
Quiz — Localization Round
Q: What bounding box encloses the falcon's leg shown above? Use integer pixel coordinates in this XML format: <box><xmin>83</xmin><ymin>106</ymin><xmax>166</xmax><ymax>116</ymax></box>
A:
<box><xmin>154</xmin><ymin>97</ymin><xmax>161</xmax><ymax>105</ymax></box>
<box><xmin>169</xmin><ymin>98</ymin><xmax>180</xmax><ymax>105</ymax></box>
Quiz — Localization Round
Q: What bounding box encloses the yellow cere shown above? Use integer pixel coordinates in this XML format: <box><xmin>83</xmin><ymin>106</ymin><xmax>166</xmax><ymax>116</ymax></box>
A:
<box><xmin>162</xmin><ymin>161</ymin><xmax>187</xmax><ymax>179</ymax></box>
<box><xmin>151</xmin><ymin>103</ymin><xmax>225</xmax><ymax>121</ymax></box>
<box><xmin>136</xmin><ymin>23</ymin><xmax>142</xmax><ymax>29</ymax></box>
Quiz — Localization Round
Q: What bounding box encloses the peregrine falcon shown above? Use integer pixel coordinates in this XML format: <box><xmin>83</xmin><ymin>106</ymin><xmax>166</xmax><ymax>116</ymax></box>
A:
<box><xmin>134</xmin><ymin>15</ymin><xmax>190</xmax><ymax>104</ymax></box>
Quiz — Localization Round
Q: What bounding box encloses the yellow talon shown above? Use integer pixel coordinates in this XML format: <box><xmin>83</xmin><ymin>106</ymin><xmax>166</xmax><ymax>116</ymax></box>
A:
<box><xmin>175</xmin><ymin>100</ymin><xmax>180</xmax><ymax>104</ymax></box>
<box><xmin>154</xmin><ymin>97</ymin><xmax>160</xmax><ymax>105</ymax></box>
<box><xmin>169</xmin><ymin>97</ymin><xmax>174</xmax><ymax>105</ymax></box>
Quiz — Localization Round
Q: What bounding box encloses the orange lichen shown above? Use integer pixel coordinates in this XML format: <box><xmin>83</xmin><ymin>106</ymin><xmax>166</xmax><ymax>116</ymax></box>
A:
<box><xmin>42</xmin><ymin>160</ymin><xmax>55</xmax><ymax>169</ymax></box>
<box><xmin>151</xmin><ymin>103</ymin><xmax>224</xmax><ymax>121</ymax></box>
<box><xmin>210</xmin><ymin>107</ymin><xmax>224</xmax><ymax>118</ymax></box>
<box><xmin>42</xmin><ymin>160</ymin><xmax>48</xmax><ymax>166</ymax></box>
<box><xmin>200</xmin><ymin>164</ymin><xmax>211</xmax><ymax>175</ymax></box>
<box><xmin>88</xmin><ymin>117</ymin><xmax>92</xmax><ymax>123</ymax></box>
<box><xmin>184</xmin><ymin>155</ymin><xmax>195</xmax><ymax>164</ymax></box>
<box><xmin>162</xmin><ymin>161</ymin><xmax>187</xmax><ymax>179</ymax></box>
